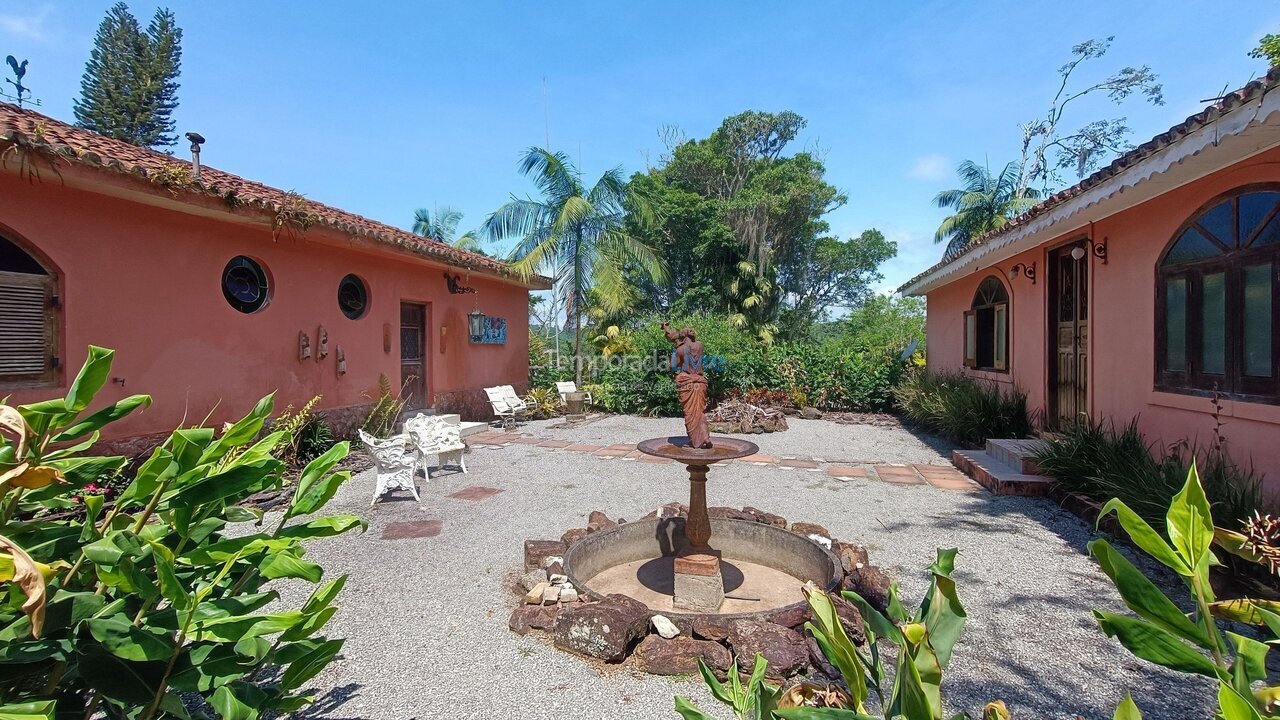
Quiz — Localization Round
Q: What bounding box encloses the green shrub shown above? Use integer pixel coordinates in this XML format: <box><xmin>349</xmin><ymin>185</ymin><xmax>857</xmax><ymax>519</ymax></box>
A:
<box><xmin>0</xmin><ymin>347</ymin><xmax>362</xmax><ymax>719</ymax></box>
<box><xmin>1034</xmin><ymin>417</ymin><xmax>1267</xmax><ymax>529</ymax></box>
<box><xmin>893</xmin><ymin>369</ymin><xmax>1032</xmax><ymax>447</ymax></box>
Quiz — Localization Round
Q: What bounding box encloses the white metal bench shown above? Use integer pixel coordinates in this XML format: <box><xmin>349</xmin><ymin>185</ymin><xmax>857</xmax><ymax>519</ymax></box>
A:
<box><xmin>358</xmin><ymin>429</ymin><xmax>420</xmax><ymax>505</ymax></box>
<box><xmin>405</xmin><ymin>413</ymin><xmax>467</xmax><ymax>478</ymax></box>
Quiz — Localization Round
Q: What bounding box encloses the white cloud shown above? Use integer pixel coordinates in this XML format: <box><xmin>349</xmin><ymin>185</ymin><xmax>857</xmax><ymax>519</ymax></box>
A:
<box><xmin>908</xmin><ymin>153</ymin><xmax>950</xmax><ymax>182</ymax></box>
<box><xmin>0</xmin><ymin>7</ymin><xmax>51</xmax><ymax>42</ymax></box>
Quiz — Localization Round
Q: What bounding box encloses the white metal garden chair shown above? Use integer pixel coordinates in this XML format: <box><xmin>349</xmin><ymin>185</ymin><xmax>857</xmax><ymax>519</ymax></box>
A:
<box><xmin>555</xmin><ymin>381</ymin><xmax>593</xmax><ymax>407</ymax></box>
<box><xmin>498</xmin><ymin>385</ymin><xmax>531</xmax><ymax>415</ymax></box>
<box><xmin>404</xmin><ymin>413</ymin><xmax>467</xmax><ymax>478</ymax></box>
<box><xmin>485</xmin><ymin>386</ymin><xmax>521</xmax><ymax>429</ymax></box>
<box><xmin>358</xmin><ymin>429</ymin><xmax>420</xmax><ymax>505</ymax></box>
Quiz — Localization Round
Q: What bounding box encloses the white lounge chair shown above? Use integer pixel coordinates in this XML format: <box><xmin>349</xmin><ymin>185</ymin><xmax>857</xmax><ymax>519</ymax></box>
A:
<box><xmin>499</xmin><ymin>385</ymin><xmax>531</xmax><ymax>415</ymax></box>
<box><xmin>485</xmin><ymin>386</ymin><xmax>524</xmax><ymax>429</ymax></box>
<box><xmin>358</xmin><ymin>429</ymin><xmax>420</xmax><ymax>505</ymax></box>
<box><xmin>555</xmin><ymin>381</ymin><xmax>593</xmax><ymax>408</ymax></box>
<box><xmin>405</xmin><ymin>413</ymin><xmax>467</xmax><ymax>478</ymax></box>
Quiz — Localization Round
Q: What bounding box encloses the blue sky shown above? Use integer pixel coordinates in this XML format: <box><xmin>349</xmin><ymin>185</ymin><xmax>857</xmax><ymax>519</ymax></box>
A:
<box><xmin>2</xmin><ymin>1</ymin><xmax>1277</xmax><ymax>293</ymax></box>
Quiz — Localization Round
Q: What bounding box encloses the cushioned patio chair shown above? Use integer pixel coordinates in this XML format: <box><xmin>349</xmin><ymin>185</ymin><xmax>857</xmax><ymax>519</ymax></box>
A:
<box><xmin>358</xmin><ymin>429</ymin><xmax>420</xmax><ymax>505</ymax></box>
<box><xmin>404</xmin><ymin>413</ymin><xmax>467</xmax><ymax>478</ymax></box>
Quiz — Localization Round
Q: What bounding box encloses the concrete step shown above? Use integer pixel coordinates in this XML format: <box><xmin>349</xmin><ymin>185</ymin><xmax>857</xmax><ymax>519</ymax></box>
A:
<box><xmin>459</xmin><ymin>421</ymin><xmax>488</xmax><ymax>438</ymax></box>
<box><xmin>952</xmin><ymin>449</ymin><xmax>1056</xmax><ymax>497</ymax></box>
<box><xmin>984</xmin><ymin>438</ymin><xmax>1048</xmax><ymax>475</ymax></box>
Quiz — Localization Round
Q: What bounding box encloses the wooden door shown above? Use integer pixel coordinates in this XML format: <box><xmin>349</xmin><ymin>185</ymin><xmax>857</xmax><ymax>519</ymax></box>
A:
<box><xmin>1049</xmin><ymin>246</ymin><xmax>1088</xmax><ymax>427</ymax></box>
<box><xmin>400</xmin><ymin>302</ymin><xmax>427</xmax><ymax>411</ymax></box>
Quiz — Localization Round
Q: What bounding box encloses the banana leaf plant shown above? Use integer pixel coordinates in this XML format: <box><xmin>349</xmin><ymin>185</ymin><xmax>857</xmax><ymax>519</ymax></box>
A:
<box><xmin>1091</xmin><ymin>463</ymin><xmax>1280</xmax><ymax>719</ymax></box>
<box><xmin>0</xmin><ymin>346</ymin><xmax>364</xmax><ymax>719</ymax></box>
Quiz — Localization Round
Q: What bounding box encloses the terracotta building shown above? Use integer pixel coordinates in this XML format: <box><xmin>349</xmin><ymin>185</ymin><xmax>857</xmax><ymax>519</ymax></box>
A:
<box><xmin>901</xmin><ymin>67</ymin><xmax>1280</xmax><ymax>482</ymax></box>
<box><xmin>0</xmin><ymin>102</ymin><xmax>548</xmax><ymax>450</ymax></box>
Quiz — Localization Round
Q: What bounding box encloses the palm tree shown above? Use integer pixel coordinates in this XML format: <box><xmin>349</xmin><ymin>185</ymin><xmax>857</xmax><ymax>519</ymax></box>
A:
<box><xmin>483</xmin><ymin>147</ymin><xmax>666</xmax><ymax>383</ymax></box>
<box><xmin>933</xmin><ymin>161</ymin><xmax>1041</xmax><ymax>258</ymax></box>
<box><xmin>412</xmin><ymin>206</ymin><xmax>484</xmax><ymax>253</ymax></box>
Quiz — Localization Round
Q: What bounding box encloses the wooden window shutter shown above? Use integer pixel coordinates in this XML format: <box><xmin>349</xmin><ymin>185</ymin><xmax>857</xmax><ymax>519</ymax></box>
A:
<box><xmin>993</xmin><ymin>302</ymin><xmax>1008</xmax><ymax>371</ymax></box>
<box><xmin>963</xmin><ymin>310</ymin><xmax>977</xmax><ymax>368</ymax></box>
<box><xmin>0</xmin><ymin>270</ymin><xmax>56</xmax><ymax>385</ymax></box>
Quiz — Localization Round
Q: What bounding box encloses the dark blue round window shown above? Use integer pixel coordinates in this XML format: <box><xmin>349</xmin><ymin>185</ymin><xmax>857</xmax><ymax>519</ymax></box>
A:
<box><xmin>222</xmin><ymin>256</ymin><xmax>269</xmax><ymax>314</ymax></box>
<box><xmin>338</xmin><ymin>274</ymin><xmax>368</xmax><ymax>319</ymax></box>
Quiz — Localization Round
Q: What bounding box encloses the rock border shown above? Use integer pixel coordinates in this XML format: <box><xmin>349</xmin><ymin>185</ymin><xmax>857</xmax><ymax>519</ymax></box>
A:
<box><xmin>510</xmin><ymin>506</ymin><xmax>892</xmax><ymax>680</ymax></box>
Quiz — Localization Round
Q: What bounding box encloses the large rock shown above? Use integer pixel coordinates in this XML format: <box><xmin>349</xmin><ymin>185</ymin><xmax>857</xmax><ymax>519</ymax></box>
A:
<box><xmin>829</xmin><ymin>593</ymin><xmax>867</xmax><ymax>646</ymax></box>
<box><xmin>707</xmin><ymin>506</ymin><xmax>754</xmax><ymax>521</ymax></box>
<box><xmin>765</xmin><ymin>603</ymin><xmax>810</xmax><ymax>629</ymax></box>
<box><xmin>524</xmin><ymin>539</ymin><xmax>567</xmax><ymax>571</ymax></box>
<box><xmin>552</xmin><ymin>594</ymin><xmax>651</xmax><ymax>662</ymax></box>
<box><xmin>841</xmin><ymin>563</ymin><xmax>892</xmax><ymax>616</ymax></box>
<box><xmin>790</xmin><ymin>522</ymin><xmax>830</xmax><ymax>539</ymax></box>
<box><xmin>560</xmin><ymin>527</ymin><xmax>590</xmax><ymax>546</ymax></box>
<box><xmin>509</xmin><ymin>604</ymin><xmax>558</xmax><ymax>635</ymax></box>
<box><xmin>742</xmin><ymin>507</ymin><xmax>786</xmax><ymax>528</ymax></box>
<box><xmin>692</xmin><ymin>615</ymin><xmax>735</xmax><ymax>642</ymax></box>
<box><xmin>587</xmin><ymin>511</ymin><xmax>617</xmax><ymax>532</ymax></box>
<box><xmin>519</xmin><ymin>568</ymin><xmax>549</xmax><ymax>593</ymax></box>
<box><xmin>833</xmin><ymin>542</ymin><xmax>870</xmax><ymax>575</ymax></box>
<box><xmin>631</xmin><ymin>635</ymin><xmax>732</xmax><ymax>675</ymax></box>
<box><xmin>726</xmin><ymin>620</ymin><xmax>808</xmax><ymax>679</ymax></box>
<box><xmin>800</xmin><ymin>406</ymin><xmax>822</xmax><ymax>419</ymax></box>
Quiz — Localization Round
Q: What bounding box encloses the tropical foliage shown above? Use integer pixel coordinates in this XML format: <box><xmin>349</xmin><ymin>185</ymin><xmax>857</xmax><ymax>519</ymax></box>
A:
<box><xmin>932</xmin><ymin>161</ymin><xmax>1040</xmax><ymax>258</ymax></box>
<box><xmin>623</xmin><ymin>111</ymin><xmax>882</xmax><ymax>342</ymax></box>
<box><xmin>1033</xmin><ymin>417</ymin><xmax>1266</xmax><ymax>530</ymax></box>
<box><xmin>0</xmin><ymin>347</ymin><xmax>361</xmax><ymax>719</ymax></box>
<box><xmin>484</xmin><ymin>147</ymin><xmax>666</xmax><ymax>383</ymax></box>
<box><xmin>532</xmin><ymin>314</ymin><xmax>911</xmax><ymax>417</ymax></box>
<box><xmin>1251</xmin><ymin>33</ymin><xmax>1280</xmax><ymax>66</ymax></box>
<box><xmin>1091</xmin><ymin>465</ymin><xmax>1280</xmax><ymax>718</ymax></box>
<box><xmin>74</xmin><ymin>2</ymin><xmax>183</xmax><ymax>149</ymax></box>
<box><xmin>675</xmin><ymin>549</ymin><xmax>1007</xmax><ymax>720</ymax></box>
<box><xmin>412</xmin><ymin>206</ymin><xmax>484</xmax><ymax>253</ymax></box>
<box><xmin>892</xmin><ymin>369</ymin><xmax>1032</xmax><ymax>447</ymax></box>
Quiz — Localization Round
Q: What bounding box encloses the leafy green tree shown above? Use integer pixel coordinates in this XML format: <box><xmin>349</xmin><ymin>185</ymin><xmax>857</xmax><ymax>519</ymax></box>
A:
<box><xmin>934</xmin><ymin>160</ymin><xmax>1041</xmax><ymax>258</ymax></box>
<box><xmin>412</xmin><ymin>206</ymin><xmax>484</xmax><ymax>254</ymax></box>
<box><xmin>841</xmin><ymin>294</ymin><xmax>926</xmax><ymax>357</ymax></box>
<box><xmin>626</xmin><ymin>110</ymin><xmax>847</xmax><ymax>341</ymax></box>
<box><xmin>1017</xmin><ymin>37</ymin><xmax>1163</xmax><ymax>197</ymax></box>
<box><xmin>483</xmin><ymin>148</ymin><xmax>665</xmax><ymax>383</ymax></box>
<box><xmin>779</xmin><ymin>228</ymin><xmax>896</xmax><ymax>340</ymax></box>
<box><xmin>74</xmin><ymin>3</ymin><xmax>182</xmax><ymax>150</ymax></box>
<box><xmin>1250</xmin><ymin>32</ymin><xmax>1280</xmax><ymax>66</ymax></box>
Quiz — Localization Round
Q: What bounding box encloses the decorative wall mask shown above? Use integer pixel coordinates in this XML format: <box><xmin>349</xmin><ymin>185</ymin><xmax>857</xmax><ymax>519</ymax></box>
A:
<box><xmin>383</xmin><ymin>323</ymin><xmax>392</xmax><ymax>353</ymax></box>
<box><xmin>440</xmin><ymin>324</ymin><xmax>447</xmax><ymax>354</ymax></box>
<box><xmin>317</xmin><ymin>326</ymin><xmax>329</xmax><ymax>359</ymax></box>
<box><xmin>298</xmin><ymin>331</ymin><xmax>312</xmax><ymax>361</ymax></box>
<box><xmin>336</xmin><ymin>346</ymin><xmax>347</xmax><ymax>376</ymax></box>
<box><xmin>443</xmin><ymin>271</ymin><xmax>476</xmax><ymax>294</ymax></box>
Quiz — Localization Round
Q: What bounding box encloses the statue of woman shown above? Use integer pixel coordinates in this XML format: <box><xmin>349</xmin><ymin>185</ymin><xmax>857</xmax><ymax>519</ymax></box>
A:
<box><xmin>662</xmin><ymin>322</ymin><xmax>712</xmax><ymax>449</ymax></box>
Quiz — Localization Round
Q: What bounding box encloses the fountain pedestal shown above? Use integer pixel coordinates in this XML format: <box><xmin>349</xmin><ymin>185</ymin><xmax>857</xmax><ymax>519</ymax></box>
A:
<box><xmin>637</xmin><ymin>436</ymin><xmax>758</xmax><ymax>612</ymax></box>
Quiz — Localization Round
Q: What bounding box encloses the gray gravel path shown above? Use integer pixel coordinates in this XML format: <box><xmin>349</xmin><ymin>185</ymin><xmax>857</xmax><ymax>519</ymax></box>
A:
<box><xmin>273</xmin><ymin>420</ymin><xmax>1212</xmax><ymax>720</ymax></box>
<box><xmin>523</xmin><ymin>415</ymin><xmax>952</xmax><ymax>465</ymax></box>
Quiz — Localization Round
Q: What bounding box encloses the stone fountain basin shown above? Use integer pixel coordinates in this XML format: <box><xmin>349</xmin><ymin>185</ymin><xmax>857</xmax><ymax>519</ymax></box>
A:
<box><xmin>564</xmin><ymin>517</ymin><xmax>840</xmax><ymax>620</ymax></box>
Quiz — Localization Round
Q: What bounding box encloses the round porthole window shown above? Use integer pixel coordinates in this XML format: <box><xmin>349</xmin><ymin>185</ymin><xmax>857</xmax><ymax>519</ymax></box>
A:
<box><xmin>221</xmin><ymin>256</ymin><xmax>270</xmax><ymax>314</ymax></box>
<box><xmin>338</xmin><ymin>274</ymin><xmax>369</xmax><ymax>319</ymax></box>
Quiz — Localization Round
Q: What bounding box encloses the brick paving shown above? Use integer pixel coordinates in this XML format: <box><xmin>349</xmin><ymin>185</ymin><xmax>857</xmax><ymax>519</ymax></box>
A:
<box><xmin>466</xmin><ymin>431</ymin><xmax>982</xmax><ymax>493</ymax></box>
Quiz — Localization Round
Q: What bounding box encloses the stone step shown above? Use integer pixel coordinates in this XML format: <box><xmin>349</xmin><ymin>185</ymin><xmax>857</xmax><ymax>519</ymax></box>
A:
<box><xmin>459</xmin><ymin>421</ymin><xmax>487</xmax><ymax>438</ymax></box>
<box><xmin>984</xmin><ymin>438</ymin><xmax>1048</xmax><ymax>475</ymax></box>
<box><xmin>952</xmin><ymin>449</ymin><xmax>1056</xmax><ymax>497</ymax></box>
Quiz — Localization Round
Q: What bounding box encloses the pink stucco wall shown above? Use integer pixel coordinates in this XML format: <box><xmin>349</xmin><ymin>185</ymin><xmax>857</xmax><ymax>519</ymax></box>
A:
<box><xmin>0</xmin><ymin>167</ymin><xmax>530</xmax><ymax>443</ymax></box>
<box><xmin>924</xmin><ymin>146</ymin><xmax>1280</xmax><ymax>480</ymax></box>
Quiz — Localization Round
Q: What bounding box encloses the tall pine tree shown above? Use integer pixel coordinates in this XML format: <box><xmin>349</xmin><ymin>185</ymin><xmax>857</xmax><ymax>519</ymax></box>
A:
<box><xmin>73</xmin><ymin>3</ymin><xmax>182</xmax><ymax>150</ymax></box>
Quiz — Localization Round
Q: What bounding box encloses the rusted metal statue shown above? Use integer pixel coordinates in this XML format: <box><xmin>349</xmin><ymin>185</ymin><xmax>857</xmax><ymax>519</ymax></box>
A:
<box><xmin>662</xmin><ymin>322</ymin><xmax>712</xmax><ymax>449</ymax></box>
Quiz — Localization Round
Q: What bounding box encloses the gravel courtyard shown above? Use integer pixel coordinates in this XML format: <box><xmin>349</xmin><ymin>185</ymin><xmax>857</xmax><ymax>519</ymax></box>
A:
<box><xmin>282</xmin><ymin>417</ymin><xmax>1212</xmax><ymax>720</ymax></box>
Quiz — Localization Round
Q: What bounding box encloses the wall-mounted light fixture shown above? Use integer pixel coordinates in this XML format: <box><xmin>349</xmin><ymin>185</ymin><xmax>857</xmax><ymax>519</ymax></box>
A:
<box><xmin>1071</xmin><ymin>237</ymin><xmax>1108</xmax><ymax>264</ymax></box>
<box><xmin>468</xmin><ymin>309</ymin><xmax>486</xmax><ymax>342</ymax></box>
<box><xmin>1008</xmin><ymin>261</ymin><xmax>1036</xmax><ymax>284</ymax></box>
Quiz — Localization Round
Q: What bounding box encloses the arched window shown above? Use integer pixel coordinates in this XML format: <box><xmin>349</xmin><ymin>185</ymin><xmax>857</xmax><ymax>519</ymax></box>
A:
<box><xmin>0</xmin><ymin>234</ymin><xmax>58</xmax><ymax>387</ymax></box>
<box><xmin>964</xmin><ymin>276</ymin><xmax>1009</xmax><ymax>371</ymax></box>
<box><xmin>1157</xmin><ymin>186</ymin><xmax>1280</xmax><ymax>401</ymax></box>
